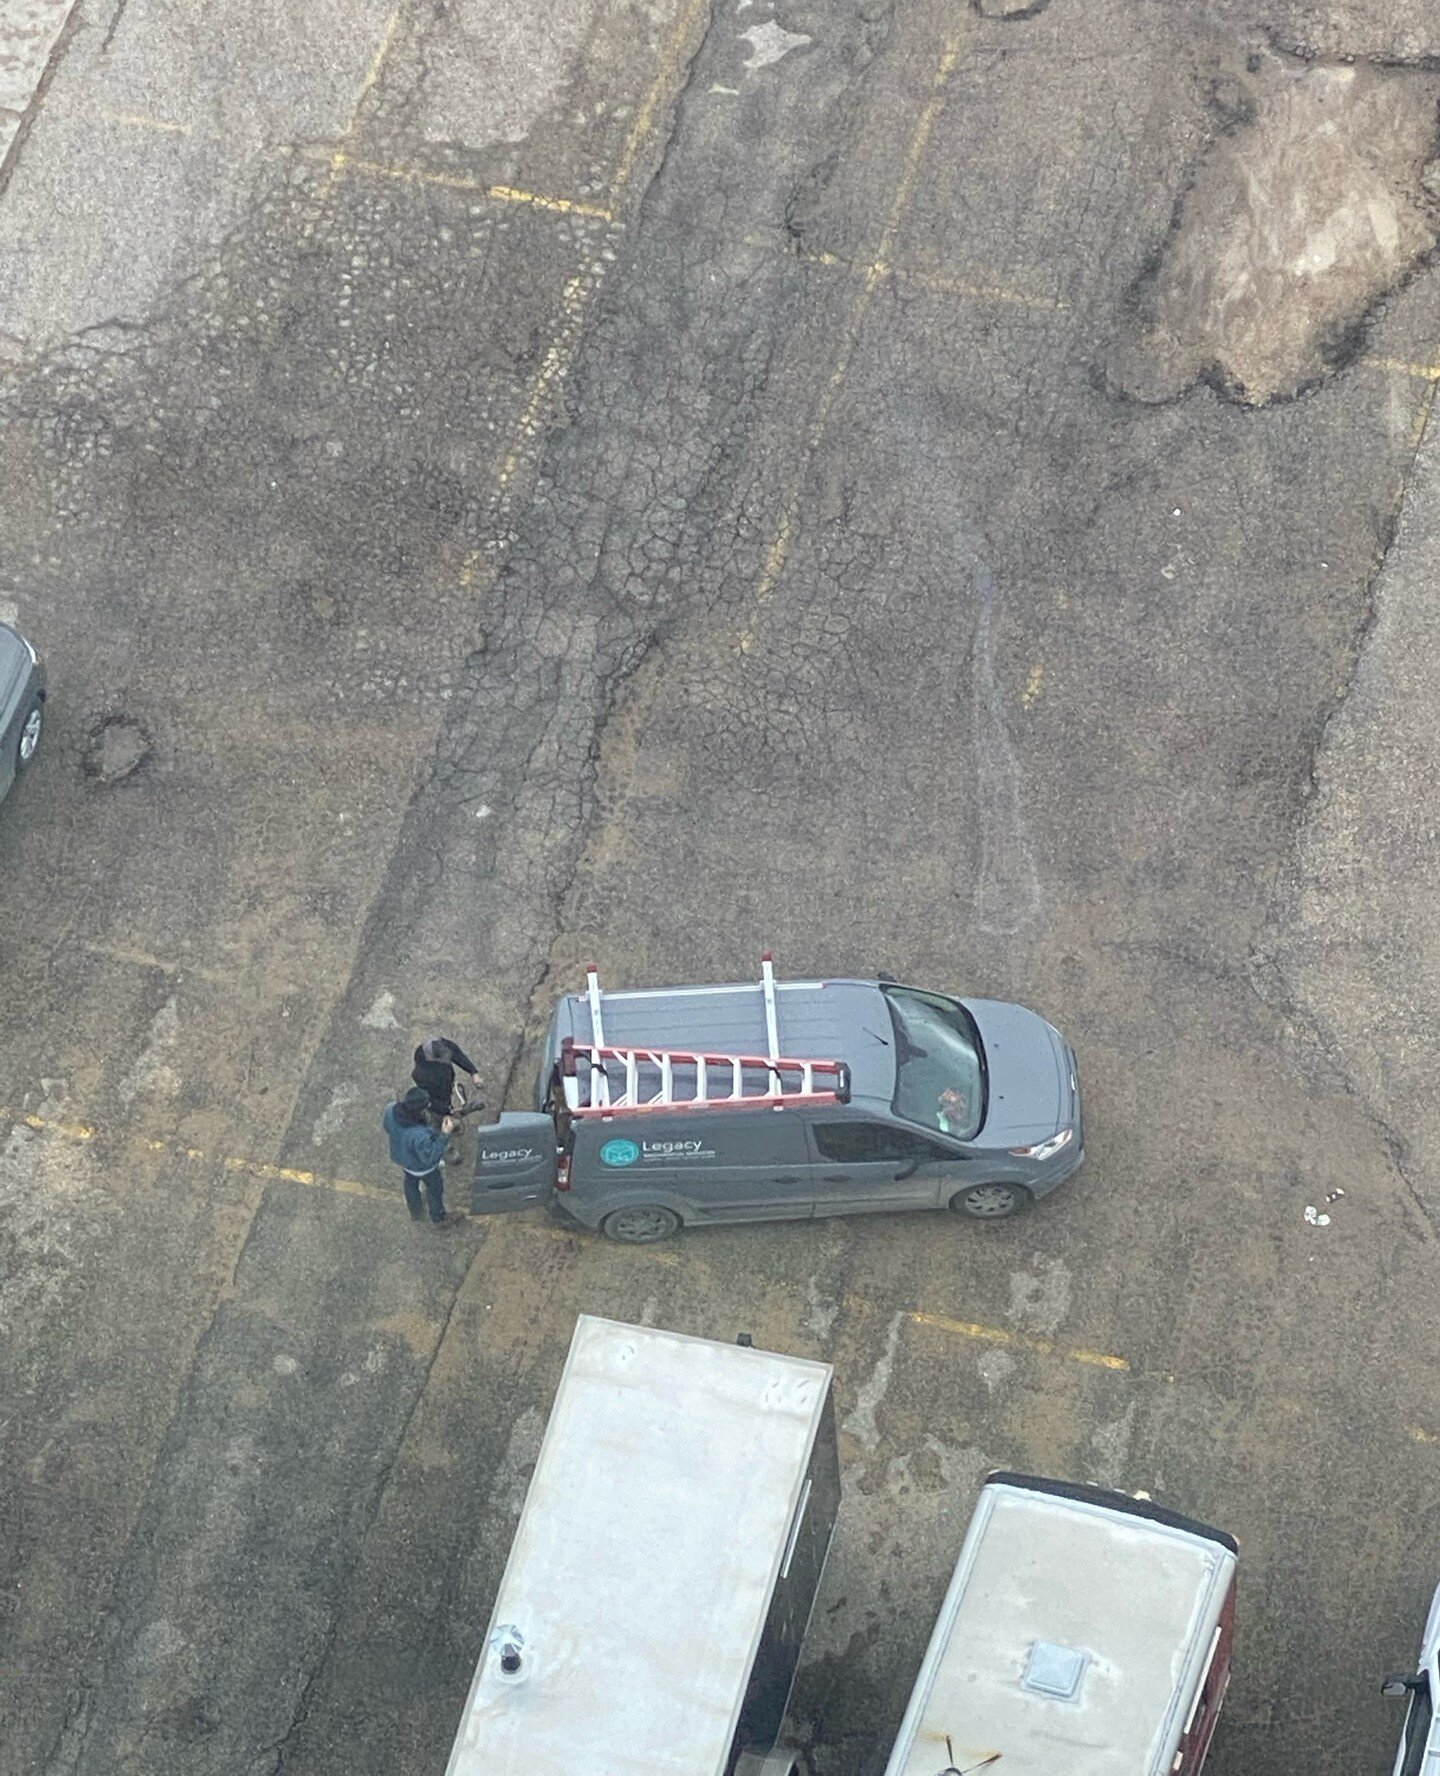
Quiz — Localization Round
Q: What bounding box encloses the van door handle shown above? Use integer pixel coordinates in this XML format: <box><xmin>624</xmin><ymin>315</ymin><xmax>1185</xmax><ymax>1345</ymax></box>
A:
<box><xmin>773</xmin><ymin>1175</ymin><xmax>803</xmax><ymax>1185</ymax></box>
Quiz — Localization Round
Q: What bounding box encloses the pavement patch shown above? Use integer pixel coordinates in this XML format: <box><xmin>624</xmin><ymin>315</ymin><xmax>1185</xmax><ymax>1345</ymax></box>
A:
<box><xmin>1110</xmin><ymin>54</ymin><xmax>1440</xmax><ymax>404</ymax></box>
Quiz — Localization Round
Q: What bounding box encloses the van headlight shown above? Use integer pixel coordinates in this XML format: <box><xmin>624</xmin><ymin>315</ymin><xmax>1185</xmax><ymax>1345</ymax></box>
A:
<box><xmin>1009</xmin><ymin>1127</ymin><xmax>1073</xmax><ymax>1161</ymax></box>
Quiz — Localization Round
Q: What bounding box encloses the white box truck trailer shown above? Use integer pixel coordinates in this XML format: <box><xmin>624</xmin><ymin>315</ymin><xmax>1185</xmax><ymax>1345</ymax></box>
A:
<box><xmin>444</xmin><ymin>1315</ymin><xmax>839</xmax><ymax>1776</ymax></box>
<box><xmin>883</xmin><ymin>1472</ymin><xmax>1238</xmax><ymax>1776</ymax></box>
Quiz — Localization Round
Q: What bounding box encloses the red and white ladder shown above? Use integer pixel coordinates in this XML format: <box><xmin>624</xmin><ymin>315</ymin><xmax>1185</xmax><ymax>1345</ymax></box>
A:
<box><xmin>560</xmin><ymin>954</ymin><xmax>851</xmax><ymax>1117</ymax></box>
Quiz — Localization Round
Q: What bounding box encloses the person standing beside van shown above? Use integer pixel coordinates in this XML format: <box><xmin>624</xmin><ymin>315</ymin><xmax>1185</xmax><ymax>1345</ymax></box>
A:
<box><xmin>383</xmin><ymin>1087</ymin><xmax>464</xmax><ymax>1228</ymax></box>
<box><xmin>412</xmin><ymin>1035</ymin><xmax>480</xmax><ymax>1117</ymax></box>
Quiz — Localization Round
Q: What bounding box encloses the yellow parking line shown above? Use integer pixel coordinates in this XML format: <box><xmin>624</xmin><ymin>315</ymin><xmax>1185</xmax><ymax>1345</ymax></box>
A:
<box><xmin>351</xmin><ymin>4</ymin><xmax>404</xmax><ymax>123</ymax></box>
<box><xmin>92</xmin><ymin>117</ymin><xmax>611</xmax><ymax>224</ymax></box>
<box><xmin>333</xmin><ymin>155</ymin><xmax>613</xmax><ymax>220</ymax></box>
<box><xmin>742</xmin><ymin>234</ymin><xmax>1064</xmax><ymax>312</ymax></box>
<box><xmin>746</xmin><ymin>40</ymin><xmax>965</xmax><ymax>618</ymax></box>
<box><xmin>495</xmin><ymin>271</ymin><xmax>589</xmax><ymax>493</ymax></box>
<box><xmin>608</xmin><ymin>0</ymin><xmax>710</xmax><ymax>203</ymax></box>
<box><xmin>898</xmin><ymin>264</ymin><xmax>1065</xmax><ymax>311</ymax></box>
<box><xmin>1363</xmin><ymin>355</ymin><xmax>1440</xmax><ymax>382</ymax></box>
<box><xmin>3</xmin><ymin>1106</ymin><xmax>392</xmax><ymax>1204</ymax></box>
<box><xmin>16</xmin><ymin>1102</ymin><xmax>1121</xmax><ymax>1331</ymax></box>
<box><xmin>99</xmin><ymin>109</ymin><xmax>190</xmax><ymax>135</ymax></box>
<box><xmin>874</xmin><ymin>45</ymin><xmax>964</xmax><ymax>268</ymax></box>
<box><xmin>458</xmin><ymin>0</ymin><xmax>709</xmax><ymax>589</ymax></box>
<box><xmin>19</xmin><ymin>1110</ymin><xmax>94</xmax><ymax>1141</ymax></box>
<box><xmin>488</xmin><ymin>182</ymin><xmax>611</xmax><ymax>220</ymax></box>
<box><xmin>6</xmin><ymin>1106</ymin><xmax>1411</xmax><ymax>1406</ymax></box>
<box><xmin>309</xmin><ymin>2</ymin><xmax>407</xmax><ymax>220</ymax></box>
<box><xmin>908</xmin><ymin>1309</ymin><xmax>1130</xmax><ymax>1373</ymax></box>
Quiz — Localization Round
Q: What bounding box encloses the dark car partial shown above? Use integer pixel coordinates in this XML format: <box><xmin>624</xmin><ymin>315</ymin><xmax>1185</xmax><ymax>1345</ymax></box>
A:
<box><xmin>0</xmin><ymin>621</ymin><xmax>44</xmax><ymax>802</ymax></box>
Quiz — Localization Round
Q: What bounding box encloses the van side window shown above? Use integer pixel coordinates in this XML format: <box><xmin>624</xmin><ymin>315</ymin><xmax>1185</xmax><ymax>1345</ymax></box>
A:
<box><xmin>812</xmin><ymin>1123</ymin><xmax>949</xmax><ymax>1163</ymax></box>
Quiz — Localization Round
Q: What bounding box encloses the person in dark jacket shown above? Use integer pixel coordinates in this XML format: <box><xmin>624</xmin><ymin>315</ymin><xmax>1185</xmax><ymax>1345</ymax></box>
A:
<box><xmin>382</xmin><ymin>1087</ymin><xmax>463</xmax><ymax>1227</ymax></box>
<box><xmin>411</xmin><ymin>1036</ymin><xmax>480</xmax><ymax>1117</ymax></box>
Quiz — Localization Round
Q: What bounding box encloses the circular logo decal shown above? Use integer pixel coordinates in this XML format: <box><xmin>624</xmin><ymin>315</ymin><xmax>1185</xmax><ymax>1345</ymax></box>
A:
<box><xmin>600</xmin><ymin>1138</ymin><xmax>641</xmax><ymax>1168</ymax></box>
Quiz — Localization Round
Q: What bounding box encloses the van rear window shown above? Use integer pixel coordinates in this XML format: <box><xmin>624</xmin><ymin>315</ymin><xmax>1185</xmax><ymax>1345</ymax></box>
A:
<box><xmin>883</xmin><ymin>987</ymin><xmax>986</xmax><ymax>1141</ymax></box>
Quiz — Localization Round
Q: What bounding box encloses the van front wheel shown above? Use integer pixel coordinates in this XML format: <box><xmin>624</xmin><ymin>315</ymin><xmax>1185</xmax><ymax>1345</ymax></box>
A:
<box><xmin>601</xmin><ymin>1205</ymin><xmax>682</xmax><ymax>1244</ymax></box>
<box><xmin>950</xmin><ymin>1182</ymin><xmax>1030</xmax><ymax>1220</ymax></box>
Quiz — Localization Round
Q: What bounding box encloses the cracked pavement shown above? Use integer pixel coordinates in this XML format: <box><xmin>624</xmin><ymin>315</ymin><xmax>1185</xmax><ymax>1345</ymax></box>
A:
<box><xmin>3</xmin><ymin>0</ymin><xmax>1440</xmax><ymax>1772</ymax></box>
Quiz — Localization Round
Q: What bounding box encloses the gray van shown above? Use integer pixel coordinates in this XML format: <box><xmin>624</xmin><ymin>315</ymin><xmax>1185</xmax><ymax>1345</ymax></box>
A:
<box><xmin>470</xmin><ymin>960</ymin><xmax>1083</xmax><ymax>1243</ymax></box>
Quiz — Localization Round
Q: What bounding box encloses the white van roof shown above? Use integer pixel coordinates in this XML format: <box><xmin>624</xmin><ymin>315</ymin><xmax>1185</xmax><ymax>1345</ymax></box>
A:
<box><xmin>445</xmin><ymin>1315</ymin><xmax>833</xmax><ymax>1776</ymax></box>
<box><xmin>883</xmin><ymin>1473</ymin><xmax>1237</xmax><ymax>1776</ymax></box>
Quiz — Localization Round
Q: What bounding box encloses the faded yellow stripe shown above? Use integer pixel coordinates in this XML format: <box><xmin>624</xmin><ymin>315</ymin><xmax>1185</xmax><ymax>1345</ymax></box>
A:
<box><xmin>1364</xmin><ymin>355</ymin><xmax>1440</xmax><ymax>382</ymax></box>
<box><xmin>352</xmin><ymin>5</ymin><xmax>404</xmax><ymax>120</ymax></box>
<box><xmin>336</xmin><ymin>155</ymin><xmax>613</xmax><ymax>219</ymax></box>
<box><xmin>455</xmin><ymin>0</ymin><xmax>714</xmax><ymax>590</ymax></box>
<box><xmin>908</xmin><ymin>1309</ymin><xmax>1130</xmax><ymax>1373</ymax></box>
<box><xmin>20</xmin><ymin>1111</ymin><xmax>94</xmax><ymax>1141</ymax></box>
<box><xmin>310</xmin><ymin>2</ymin><xmax>408</xmax><ymax>220</ymax></box>
<box><xmin>897</xmin><ymin>264</ymin><xmax>1065</xmax><ymax>311</ymax></box>
<box><xmin>99</xmin><ymin>109</ymin><xmax>190</xmax><ymax>135</ymax></box>
<box><xmin>487</xmin><ymin>182</ymin><xmax>611</xmax><ymax>220</ymax></box>
<box><xmin>873</xmin><ymin>43</ymin><xmax>963</xmax><ymax>270</ymax></box>
<box><xmin>608</xmin><ymin>0</ymin><xmax>711</xmax><ymax>203</ymax></box>
<box><xmin>742</xmin><ymin>234</ymin><xmax>1063</xmax><ymax>311</ymax></box>
<box><xmin>747</xmin><ymin>40</ymin><xmax>965</xmax><ymax>616</ymax></box>
<box><xmin>4</xmin><ymin>1106</ymin><xmax>391</xmax><ymax>1204</ymax></box>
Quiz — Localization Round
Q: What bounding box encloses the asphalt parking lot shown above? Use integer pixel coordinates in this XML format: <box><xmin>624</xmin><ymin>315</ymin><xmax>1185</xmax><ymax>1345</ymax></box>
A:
<box><xmin>4</xmin><ymin>0</ymin><xmax>1440</xmax><ymax>1771</ymax></box>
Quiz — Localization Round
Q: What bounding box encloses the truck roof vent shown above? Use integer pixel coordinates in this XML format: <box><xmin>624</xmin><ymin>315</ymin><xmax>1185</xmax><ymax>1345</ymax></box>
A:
<box><xmin>1022</xmin><ymin>1639</ymin><xmax>1088</xmax><ymax>1701</ymax></box>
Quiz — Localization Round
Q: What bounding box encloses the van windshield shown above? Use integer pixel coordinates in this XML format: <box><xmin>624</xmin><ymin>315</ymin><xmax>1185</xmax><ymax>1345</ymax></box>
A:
<box><xmin>883</xmin><ymin>987</ymin><xmax>986</xmax><ymax>1141</ymax></box>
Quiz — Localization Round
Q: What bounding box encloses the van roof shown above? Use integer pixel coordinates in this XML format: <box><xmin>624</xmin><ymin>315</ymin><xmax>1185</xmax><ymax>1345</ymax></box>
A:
<box><xmin>554</xmin><ymin>976</ymin><xmax>898</xmax><ymax>1113</ymax></box>
<box><xmin>445</xmin><ymin>1315</ymin><xmax>833</xmax><ymax>1776</ymax></box>
<box><xmin>883</xmin><ymin>1473</ymin><xmax>1238</xmax><ymax>1776</ymax></box>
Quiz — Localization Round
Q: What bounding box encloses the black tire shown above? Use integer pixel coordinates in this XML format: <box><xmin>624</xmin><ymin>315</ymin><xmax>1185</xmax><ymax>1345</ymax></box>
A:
<box><xmin>949</xmin><ymin>1181</ymin><xmax>1031</xmax><ymax>1221</ymax></box>
<box><xmin>600</xmin><ymin>1204</ymin><xmax>682</xmax><ymax>1244</ymax></box>
<box><xmin>14</xmin><ymin>696</ymin><xmax>41</xmax><ymax>771</ymax></box>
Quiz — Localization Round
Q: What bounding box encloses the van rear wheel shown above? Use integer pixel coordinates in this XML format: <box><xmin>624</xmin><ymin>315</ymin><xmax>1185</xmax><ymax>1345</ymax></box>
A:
<box><xmin>15</xmin><ymin>697</ymin><xmax>42</xmax><ymax>769</ymax></box>
<box><xmin>600</xmin><ymin>1205</ymin><xmax>682</xmax><ymax>1244</ymax></box>
<box><xmin>950</xmin><ymin>1182</ymin><xmax>1030</xmax><ymax>1220</ymax></box>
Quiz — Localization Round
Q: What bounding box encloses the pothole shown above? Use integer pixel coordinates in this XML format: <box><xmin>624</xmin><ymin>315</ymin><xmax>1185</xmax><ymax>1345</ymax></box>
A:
<box><xmin>83</xmin><ymin>713</ymin><xmax>151</xmax><ymax>784</ymax></box>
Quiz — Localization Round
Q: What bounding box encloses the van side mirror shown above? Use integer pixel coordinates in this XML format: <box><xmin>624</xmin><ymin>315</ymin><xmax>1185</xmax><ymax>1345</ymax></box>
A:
<box><xmin>893</xmin><ymin>1159</ymin><xmax>921</xmax><ymax>1181</ymax></box>
<box><xmin>1382</xmin><ymin>1674</ymin><xmax>1422</xmax><ymax>1699</ymax></box>
<box><xmin>877</xmin><ymin>971</ymin><xmax>898</xmax><ymax>984</ymax></box>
